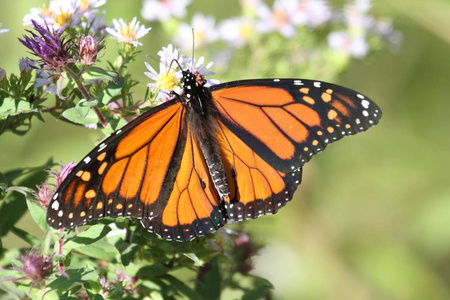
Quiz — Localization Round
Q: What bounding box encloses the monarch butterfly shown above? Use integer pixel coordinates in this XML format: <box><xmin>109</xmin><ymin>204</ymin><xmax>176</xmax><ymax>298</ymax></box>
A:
<box><xmin>47</xmin><ymin>67</ymin><xmax>381</xmax><ymax>242</ymax></box>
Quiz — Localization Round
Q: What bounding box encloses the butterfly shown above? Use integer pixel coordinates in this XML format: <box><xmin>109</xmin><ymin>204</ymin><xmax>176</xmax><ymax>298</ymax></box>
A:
<box><xmin>47</xmin><ymin>68</ymin><xmax>381</xmax><ymax>242</ymax></box>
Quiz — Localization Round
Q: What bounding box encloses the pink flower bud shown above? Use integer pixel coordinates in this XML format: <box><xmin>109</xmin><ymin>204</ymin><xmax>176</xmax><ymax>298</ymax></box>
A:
<box><xmin>79</xmin><ymin>35</ymin><xmax>100</xmax><ymax>66</ymax></box>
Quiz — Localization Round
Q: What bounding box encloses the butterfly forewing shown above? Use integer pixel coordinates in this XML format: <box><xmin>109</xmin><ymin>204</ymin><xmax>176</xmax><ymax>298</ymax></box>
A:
<box><xmin>47</xmin><ymin>100</ymin><xmax>185</xmax><ymax>229</ymax></box>
<box><xmin>211</xmin><ymin>79</ymin><xmax>381</xmax><ymax>172</ymax></box>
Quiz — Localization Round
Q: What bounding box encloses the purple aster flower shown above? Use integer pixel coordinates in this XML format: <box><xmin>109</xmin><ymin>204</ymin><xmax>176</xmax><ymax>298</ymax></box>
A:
<box><xmin>15</xmin><ymin>250</ymin><xmax>55</xmax><ymax>282</ymax></box>
<box><xmin>34</xmin><ymin>70</ymin><xmax>59</xmax><ymax>96</ymax></box>
<box><xmin>1</xmin><ymin>249</ymin><xmax>66</xmax><ymax>292</ymax></box>
<box><xmin>19</xmin><ymin>20</ymin><xmax>76</xmax><ymax>74</ymax></box>
<box><xmin>19</xmin><ymin>57</ymin><xmax>36</xmax><ymax>73</ymax></box>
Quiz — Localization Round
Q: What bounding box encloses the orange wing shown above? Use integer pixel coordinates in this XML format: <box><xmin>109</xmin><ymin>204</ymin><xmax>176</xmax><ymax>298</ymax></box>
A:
<box><xmin>216</xmin><ymin>119</ymin><xmax>302</xmax><ymax>221</ymax></box>
<box><xmin>141</xmin><ymin>123</ymin><xmax>226</xmax><ymax>241</ymax></box>
<box><xmin>47</xmin><ymin>101</ymin><xmax>186</xmax><ymax>229</ymax></box>
<box><xmin>210</xmin><ymin>79</ymin><xmax>381</xmax><ymax>220</ymax></box>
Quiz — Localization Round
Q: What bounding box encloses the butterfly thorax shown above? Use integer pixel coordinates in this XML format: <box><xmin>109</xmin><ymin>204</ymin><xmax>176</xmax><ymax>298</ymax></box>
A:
<box><xmin>181</xmin><ymin>69</ymin><xmax>230</xmax><ymax>203</ymax></box>
<box><xmin>180</xmin><ymin>70</ymin><xmax>207</xmax><ymax>115</ymax></box>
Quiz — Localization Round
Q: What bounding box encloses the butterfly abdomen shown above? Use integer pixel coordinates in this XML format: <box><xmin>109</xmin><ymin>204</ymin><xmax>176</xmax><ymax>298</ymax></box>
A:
<box><xmin>186</xmin><ymin>88</ymin><xmax>230</xmax><ymax>202</ymax></box>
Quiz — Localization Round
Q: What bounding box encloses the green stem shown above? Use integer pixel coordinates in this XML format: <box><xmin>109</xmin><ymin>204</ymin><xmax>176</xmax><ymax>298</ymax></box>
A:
<box><xmin>64</xmin><ymin>67</ymin><xmax>108</xmax><ymax>128</ymax></box>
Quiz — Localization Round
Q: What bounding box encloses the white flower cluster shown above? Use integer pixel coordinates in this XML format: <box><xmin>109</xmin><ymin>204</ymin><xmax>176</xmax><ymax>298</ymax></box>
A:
<box><xmin>139</xmin><ymin>0</ymin><xmax>400</xmax><ymax>59</ymax></box>
<box><xmin>144</xmin><ymin>44</ymin><xmax>219</xmax><ymax>102</ymax></box>
<box><xmin>23</xmin><ymin>0</ymin><xmax>107</xmax><ymax>33</ymax></box>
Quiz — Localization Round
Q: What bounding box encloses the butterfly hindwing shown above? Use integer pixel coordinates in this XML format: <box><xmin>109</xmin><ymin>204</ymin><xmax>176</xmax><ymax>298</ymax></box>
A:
<box><xmin>141</xmin><ymin>122</ymin><xmax>227</xmax><ymax>242</ymax></box>
<box><xmin>216</xmin><ymin>119</ymin><xmax>302</xmax><ymax>221</ymax></box>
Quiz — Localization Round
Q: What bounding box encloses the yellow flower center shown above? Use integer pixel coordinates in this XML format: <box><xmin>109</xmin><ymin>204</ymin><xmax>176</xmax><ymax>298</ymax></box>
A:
<box><xmin>54</xmin><ymin>9</ymin><xmax>73</xmax><ymax>27</ymax></box>
<box><xmin>79</xmin><ymin>0</ymin><xmax>89</xmax><ymax>12</ymax></box>
<box><xmin>240</xmin><ymin>23</ymin><xmax>253</xmax><ymax>40</ymax></box>
<box><xmin>120</xmin><ymin>25</ymin><xmax>137</xmax><ymax>43</ymax></box>
<box><xmin>195</xmin><ymin>31</ymin><xmax>206</xmax><ymax>46</ymax></box>
<box><xmin>39</xmin><ymin>5</ymin><xmax>52</xmax><ymax>17</ymax></box>
<box><xmin>158</xmin><ymin>71</ymin><xmax>178</xmax><ymax>91</ymax></box>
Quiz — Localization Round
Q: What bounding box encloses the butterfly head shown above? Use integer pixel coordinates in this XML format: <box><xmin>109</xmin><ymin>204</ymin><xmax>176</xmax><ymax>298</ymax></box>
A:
<box><xmin>181</xmin><ymin>70</ymin><xmax>206</xmax><ymax>90</ymax></box>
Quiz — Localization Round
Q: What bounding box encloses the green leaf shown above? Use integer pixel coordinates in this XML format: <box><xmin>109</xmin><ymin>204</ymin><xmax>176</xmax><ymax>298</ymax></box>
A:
<box><xmin>161</xmin><ymin>274</ymin><xmax>204</xmax><ymax>300</ymax></box>
<box><xmin>101</xmin><ymin>77</ymin><xmax>125</xmax><ymax>105</ymax></box>
<box><xmin>75</xmin><ymin>240</ymin><xmax>119</xmax><ymax>260</ymax></box>
<box><xmin>102</xmin><ymin>117</ymin><xmax>127</xmax><ymax>136</ymax></box>
<box><xmin>0</xmin><ymin>98</ymin><xmax>38</xmax><ymax>118</ymax></box>
<box><xmin>47</xmin><ymin>268</ymin><xmax>97</xmax><ymax>293</ymax></box>
<box><xmin>62</xmin><ymin>100</ymin><xmax>99</xmax><ymax>125</ymax></box>
<box><xmin>0</xmin><ymin>114</ymin><xmax>35</xmax><ymax>136</ymax></box>
<box><xmin>242</xmin><ymin>277</ymin><xmax>273</xmax><ymax>300</ymax></box>
<box><xmin>84</xmin><ymin>280</ymin><xmax>102</xmax><ymax>295</ymax></box>
<box><xmin>169</xmin><ymin>242</ymin><xmax>202</xmax><ymax>266</ymax></box>
<box><xmin>136</xmin><ymin>264</ymin><xmax>170</xmax><ymax>278</ymax></box>
<box><xmin>0</xmin><ymin>173</ymin><xmax>7</xmax><ymax>199</ymax></box>
<box><xmin>26</xmin><ymin>198</ymin><xmax>48</xmax><ymax>231</ymax></box>
<box><xmin>195</xmin><ymin>257</ymin><xmax>221</xmax><ymax>300</ymax></box>
<box><xmin>0</xmin><ymin>276</ymin><xmax>27</xmax><ymax>299</ymax></box>
<box><xmin>115</xmin><ymin>241</ymin><xmax>138</xmax><ymax>266</ymax></box>
<box><xmin>63</xmin><ymin>224</ymin><xmax>111</xmax><ymax>252</ymax></box>
<box><xmin>0</xmin><ymin>193</ymin><xmax>26</xmax><ymax>237</ymax></box>
<box><xmin>83</xmin><ymin>66</ymin><xmax>120</xmax><ymax>83</ymax></box>
<box><xmin>0</xmin><ymin>161</ymin><xmax>51</xmax><ymax>237</ymax></box>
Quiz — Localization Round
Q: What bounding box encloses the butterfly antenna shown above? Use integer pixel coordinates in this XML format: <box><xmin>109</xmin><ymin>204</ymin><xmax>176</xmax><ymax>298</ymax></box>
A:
<box><xmin>146</xmin><ymin>54</ymin><xmax>172</xmax><ymax>70</ymax></box>
<box><xmin>169</xmin><ymin>59</ymin><xmax>184</xmax><ymax>73</ymax></box>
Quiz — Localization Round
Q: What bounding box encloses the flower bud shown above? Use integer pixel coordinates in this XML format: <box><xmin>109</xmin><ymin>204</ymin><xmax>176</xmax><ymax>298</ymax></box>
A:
<box><xmin>15</xmin><ymin>250</ymin><xmax>55</xmax><ymax>283</ymax></box>
<box><xmin>79</xmin><ymin>35</ymin><xmax>100</xmax><ymax>66</ymax></box>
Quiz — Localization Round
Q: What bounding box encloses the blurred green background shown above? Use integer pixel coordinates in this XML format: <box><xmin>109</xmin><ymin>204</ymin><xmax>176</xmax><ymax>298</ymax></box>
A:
<box><xmin>1</xmin><ymin>0</ymin><xmax>450</xmax><ymax>299</ymax></box>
